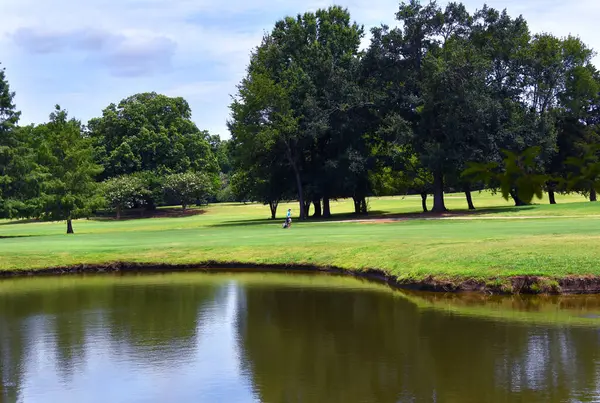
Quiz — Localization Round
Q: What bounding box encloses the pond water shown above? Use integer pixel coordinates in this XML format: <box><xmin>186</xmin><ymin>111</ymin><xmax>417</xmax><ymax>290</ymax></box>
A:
<box><xmin>0</xmin><ymin>272</ymin><xmax>599</xmax><ymax>403</ymax></box>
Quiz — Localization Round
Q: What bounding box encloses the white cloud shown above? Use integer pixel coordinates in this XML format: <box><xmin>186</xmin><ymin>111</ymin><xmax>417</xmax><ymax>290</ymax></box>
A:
<box><xmin>1</xmin><ymin>0</ymin><xmax>599</xmax><ymax>138</ymax></box>
<box><xmin>11</xmin><ymin>27</ymin><xmax>177</xmax><ymax>77</ymax></box>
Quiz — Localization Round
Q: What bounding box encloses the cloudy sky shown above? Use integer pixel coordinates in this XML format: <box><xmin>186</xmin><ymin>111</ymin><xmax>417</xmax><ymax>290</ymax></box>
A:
<box><xmin>1</xmin><ymin>0</ymin><xmax>599</xmax><ymax>138</ymax></box>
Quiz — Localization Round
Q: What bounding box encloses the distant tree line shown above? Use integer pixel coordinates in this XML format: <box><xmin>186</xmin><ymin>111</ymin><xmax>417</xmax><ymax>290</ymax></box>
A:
<box><xmin>0</xmin><ymin>77</ymin><xmax>229</xmax><ymax>232</ymax></box>
<box><xmin>1</xmin><ymin>0</ymin><xmax>599</xmax><ymax>232</ymax></box>
<box><xmin>228</xmin><ymin>1</ymin><xmax>600</xmax><ymax>219</ymax></box>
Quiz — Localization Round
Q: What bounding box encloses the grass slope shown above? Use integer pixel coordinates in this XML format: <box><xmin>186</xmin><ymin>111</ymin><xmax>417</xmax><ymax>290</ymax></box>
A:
<box><xmin>1</xmin><ymin>192</ymin><xmax>599</xmax><ymax>283</ymax></box>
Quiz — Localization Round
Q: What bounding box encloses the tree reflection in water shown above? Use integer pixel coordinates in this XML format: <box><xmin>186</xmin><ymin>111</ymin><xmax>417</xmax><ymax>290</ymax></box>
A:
<box><xmin>235</xmin><ymin>283</ymin><xmax>600</xmax><ymax>403</ymax></box>
<box><xmin>0</xmin><ymin>273</ymin><xmax>599</xmax><ymax>403</ymax></box>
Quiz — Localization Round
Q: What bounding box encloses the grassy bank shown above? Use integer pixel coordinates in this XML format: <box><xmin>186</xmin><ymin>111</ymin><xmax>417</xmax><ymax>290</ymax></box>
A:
<box><xmin>1</xmin><ymin>191</ymin><xmax>599</xmax><ymax>291</ymax></box>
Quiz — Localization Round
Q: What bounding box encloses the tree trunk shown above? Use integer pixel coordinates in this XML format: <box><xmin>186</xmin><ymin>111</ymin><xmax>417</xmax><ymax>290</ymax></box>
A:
<box><xmin>510</xmin><ymin>189</ymin><xmax>528</xmax><ymax>206</ymax></box>
<box><xmin>116</xmin><ymin>206</ymin><xmax>121</xmax><ymax>220</ymax></box>
<box><xmin>67</xmin><ymin>218</ymin><xmax>74</xmax><ymax>234</ymax></box>
<box><xmin>145</xmin><ymin>199</ymin><xmax>156</xmax><ymax>211</ymax></box>
<box><xmin>322</xmin><ymin>198</ymin><xmax>331</xmax><ymax>218</ymax></box>
<box><xmin>312</xmin><ymin>199</ymin><xmax>322</xmax><ymax>218</ymax></box>
<box><xmin>182</xmin><ymin>203</ymin><xmax>187</xmax><ymax>211</ymax></box>
<box><xmin>353</xmin><ymin>197</ymin><xmax>361</xmax><ymax>214</ymax></box>
<box><xmin>303</xmin><ymin>200</ymin><xmax>311</xmax><ymax>218</ymax></box>
<box><xmin>464</xmin><ymin>185</ymin><xmax>475</xmax><ymax>210</ymax></box>
<box><xmin>285</xmin><ymin>143</ymin><xmax>306</xmax><ymax>220</ymax></box>
<box><xmin>548</xmin><ymin>190</ymin><xmax>557</xmax><ymax>205</ymax></box>
<box><xmin>292</xmin><ymin>169</ymin><xmax>306</xmax><ymax>220</ymax></box>
<box><xmin>591</xmin><ymin>187</ymin><xmax>597</xmax><ymax>202</ymax></box>
<box><xmin>432</xmin><ymin>170</ymin><xmax>447</xmax><ymax>213</ymax></box>
<box><xmin>269</xmin><ymin>201</ymin><xmax>279</xmax><ymax>219</ymax></box>
<box><xmin>420</xmin><ymin>192</ymin><xmax>428</xmax><ymax>213</ymax></box>
<box><xmin>360</xmin><ymin>198</ymin><xmax>368</xmax><ymax>215</ymax></box>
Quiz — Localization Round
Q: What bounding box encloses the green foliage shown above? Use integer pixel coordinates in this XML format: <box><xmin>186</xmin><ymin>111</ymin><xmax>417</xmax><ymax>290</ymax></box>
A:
<box><xmin>206</xmin><ymin>136</ymin><xmax>232</xmax><ymax>174</ymax></box>
<box><xmin>564</xmin><ymin>144</ymin><xmax>600</xmax><ymax>198</ymax></box>
<box><xmin>34</xmin><ymin>106</ymin><xmax>104</xmax><ymax>232</ymax></box>
<box><xmin>102</xmin><ymin>174</ymin><xmax>151</xmax><ymax>218</ymax></box>
<box><xmin>229</xmin><ymin>6</ymin><xmax>365</xmax><ymax>218</ymax></box>
<box><xmin>0</xmin><ymin>63</ymin><xmax>20</xmax><ymax>137</ymax></box>
<box><xmin>463</xmin><ymin>147</ymin><xmax>549</xmax><ymax>204</ymax></box>
<box><xmin>0</xmin><ymin>64</ymin><xmax>39</xmax><ymax>218</ymax></box>
<box><xmin>88</xmin><ymin>92</ymin><xmax>219</xmax><ymax>179</ymax></box>
<box><xmin>162</xmin><ymin>172</ymin><xmax>216</xmax><ymax>210</ymax></box>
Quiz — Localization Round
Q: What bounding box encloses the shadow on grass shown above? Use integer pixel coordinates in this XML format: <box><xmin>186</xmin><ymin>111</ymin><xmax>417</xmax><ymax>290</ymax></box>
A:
<box><xmin>465</xmin><ymin>206</ymin><xmax>537</xmax><ymax>216</ymax></box>
<box><xmin>353</xmin><ymin>205</ymin><xmax>537</xmax><ymax>221</ymax></box>
<box><xmin>0</xmin><ymin>208</ymin><xmax>207</xmax><ymax>226</ymax></box>
<box><xmin>0</xmin><ymin>218</ymin><xmax>42</xmax><ymax>226</ymax></box>
<box><xmin>209</xmin><ymin>205</ymin><xmax>538</xmax><ymax>228</ymax></box>
<box><xmin>90</xmin><ymin>208</ymin><xmax>207</xmax><ymax>222</ymax></box>
<box><xmin>209</xmin><ymin>210</ymin><xmax>392</xmax><ymax>227</ymax></box>
<box><xmin>0</xmin><ymin>235</ymin><xmax>36</xmax><ymax>239</ymax></box>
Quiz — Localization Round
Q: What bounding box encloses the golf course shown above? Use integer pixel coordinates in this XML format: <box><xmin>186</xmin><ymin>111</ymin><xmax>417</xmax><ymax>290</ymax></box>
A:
<box><xmin>1</xmin><ymin>191</ymin><xmax>599</xmax><ymax>293</ymax></box>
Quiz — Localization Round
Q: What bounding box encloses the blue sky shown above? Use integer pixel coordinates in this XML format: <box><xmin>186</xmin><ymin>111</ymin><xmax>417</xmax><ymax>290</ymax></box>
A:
<box><xmin>1</xmin><ymin>0</ymin><xmax>599</xmax><ymax>139</ymax></box>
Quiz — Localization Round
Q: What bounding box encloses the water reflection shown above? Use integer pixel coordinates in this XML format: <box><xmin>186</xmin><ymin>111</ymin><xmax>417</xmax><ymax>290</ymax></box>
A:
<box><xmin>0</xmin><ymin>273</ymin><xmax>599</xmax><ymax>403</ymax></box>
<box><xmin>235</xmin><ymin>280</ymin><xmax>600</xmax><ymax>403</ymax></box>
<box><xmin>0</xmin><ymin>274</ymin><xmax>257</xmax><ymax>403</ymax></box>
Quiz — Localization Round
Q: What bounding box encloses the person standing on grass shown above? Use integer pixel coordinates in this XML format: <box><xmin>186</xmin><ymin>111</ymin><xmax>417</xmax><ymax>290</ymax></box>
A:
<box><xmin>286</xmin><ymin>208</ymin><xmax>292</xmax><ymax>228</ymax></box>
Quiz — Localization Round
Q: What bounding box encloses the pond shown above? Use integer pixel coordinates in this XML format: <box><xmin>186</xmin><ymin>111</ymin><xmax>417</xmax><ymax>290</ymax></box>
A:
<box><xmin>0</xmin><ymin>271</ymin><xmax>599</xmax><ymax>403</ymax></box>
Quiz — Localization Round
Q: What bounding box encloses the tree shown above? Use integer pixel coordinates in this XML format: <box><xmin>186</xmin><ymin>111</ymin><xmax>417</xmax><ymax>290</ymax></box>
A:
<box><xmin>88</xmin><ymin>92</ymin><xmax>219</xmax><ymax>180</ymax></box>
<box><xmin>365</xmin><ymin>2</ymin><xmax>492</xmax><ymax>213</ymax></box>
<box><xmin>463</xmin><ymin>147</ymin><xmax>548</xmax><ymax>205</ymax></box>
<box><xmin>417</xmin><ymin>29</ymin><xmax>492</xmax><ymax>212</ymax></box>
<box><xmin>549</xmin><ymin>42</ymin><xmax>600</xmax><ymax>203</ymax></box>
<box><xmin>564</xmin><ymin>144</ymin><xmax>600</xmax><ymax>202</ymax></box>
<box><xmin>229</xmin><ymin>168</ymin><xmax>292</xmax><ymax>219</ymax></box>
<box><xmin>102</xmin><ymin>174</ymin><xmax>151</xmax><ymax>219</ymax></box>
<box><xmin>35</xmin><ymin>105</ymin><xmax>103</xmax><ymax>233</ymax></box>
<box><xmin>229</xmin><ymin>62</ymin><xmax>307</xmax><ymax>216</ymax></box>
<box><xmin>163</xmin><ymin>172</ymin><xmax>216</xmax><ymax>210</ymax></box>
<box><xmin>229</xmin><ymin>6</ymin><xmax>364</xmax><ymax>219</ymax></box>
<box><xmin>0</xmin><ymin>64</ymin><xmax>41</xmax><ymax>218</ymax></box>
<box><xmin>205</xmin><ymin>135</ymin><xmax>233</xmax><ymax>175</ymax></box>
<box><xmin>0</xmin><ymin>64</ymin><xmax>21</xmax><ymax>206</ymax></box>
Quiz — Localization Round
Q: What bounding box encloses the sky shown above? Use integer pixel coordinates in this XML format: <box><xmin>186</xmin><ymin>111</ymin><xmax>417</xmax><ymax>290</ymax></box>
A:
<box><xmin>1</xmin><ymin>0</ymin><xmax>599</xmax><ymax>139</ymax></box>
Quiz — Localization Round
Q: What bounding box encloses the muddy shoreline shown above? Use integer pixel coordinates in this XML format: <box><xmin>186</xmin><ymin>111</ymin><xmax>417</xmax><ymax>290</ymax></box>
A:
<box><xmin>2</xmin><ymin>261</ymin><xmax>600</xmax><ymax>295</ymax></box>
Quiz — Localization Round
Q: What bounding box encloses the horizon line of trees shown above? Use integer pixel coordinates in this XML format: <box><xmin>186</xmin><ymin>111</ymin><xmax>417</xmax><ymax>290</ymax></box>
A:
<box><xmin>2</xmin><ymin>0</ymin><xmax>600</xmax><ymax>233</ymax></box>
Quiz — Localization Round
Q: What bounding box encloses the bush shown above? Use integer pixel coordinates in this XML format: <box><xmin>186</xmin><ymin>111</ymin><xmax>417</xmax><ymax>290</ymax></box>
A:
<box><xmin>102</xmin><ymin>174</ymin><xmax>151</xmax><ymax>218</ymax></box>
<box><xmin>163</xmin><ymin>172</ymin><xmax>217</xmax><ymax>210</ymax></box>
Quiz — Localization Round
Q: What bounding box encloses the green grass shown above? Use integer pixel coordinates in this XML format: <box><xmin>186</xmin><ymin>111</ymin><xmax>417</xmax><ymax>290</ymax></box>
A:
<box><xmin>1</xmin><ymin>191</ymin><xmax>600</xmax><ymax>282</ymax></box>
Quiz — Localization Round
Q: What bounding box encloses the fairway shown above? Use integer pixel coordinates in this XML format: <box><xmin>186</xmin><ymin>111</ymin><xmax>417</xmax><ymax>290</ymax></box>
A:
<box><xmin>1</xmin><ymin>191</ymin><xmax>600</xmax><ymax>288</ymax></box>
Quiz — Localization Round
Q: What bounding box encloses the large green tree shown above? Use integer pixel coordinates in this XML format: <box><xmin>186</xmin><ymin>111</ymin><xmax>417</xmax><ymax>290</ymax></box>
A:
<box><xmin>35</xmin><ymin>106</ymin><xmax>103</xmax><ymax>233</ymax></box>
<box><xmin>364</xmin><ymin>1</ymin><xmax>493</xmax><ymax>212</ymax></box>
<box><xmin>229</xmin><ymin>6</ymin><xmax>364</xmax><ymax>219</ymax></box>
<box><xmin>88</xmin><ymin>92</ymin><xmax>219</xmax><ymax>179</ymax></box>
<box><xmin>0</xmin><ymin>64</ymin><xmax>41</xmax><ymax>218</ymax></box>
<box><xmin>549</xmin><ymin>41</ymin><xmax>600</xmax><ymax>202</ymax></box>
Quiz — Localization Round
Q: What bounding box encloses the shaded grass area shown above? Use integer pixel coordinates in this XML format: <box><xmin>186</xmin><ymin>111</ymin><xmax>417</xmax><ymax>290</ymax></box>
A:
<box><xmin>0</xmin><ymin>191</ymin><xmax>599</xmax><ymax>284</ymax></box>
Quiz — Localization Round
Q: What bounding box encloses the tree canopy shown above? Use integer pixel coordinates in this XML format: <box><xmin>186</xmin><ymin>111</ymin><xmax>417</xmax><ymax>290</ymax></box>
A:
<box><xmin>88</xmin><ymin>92</ymin><xmax>219</xmax><ymax>179</ymax></box>
<box><xmin>34</xmin><ymin>106</ymin><xmax>104</xmax><ymax>233</ymax></box>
